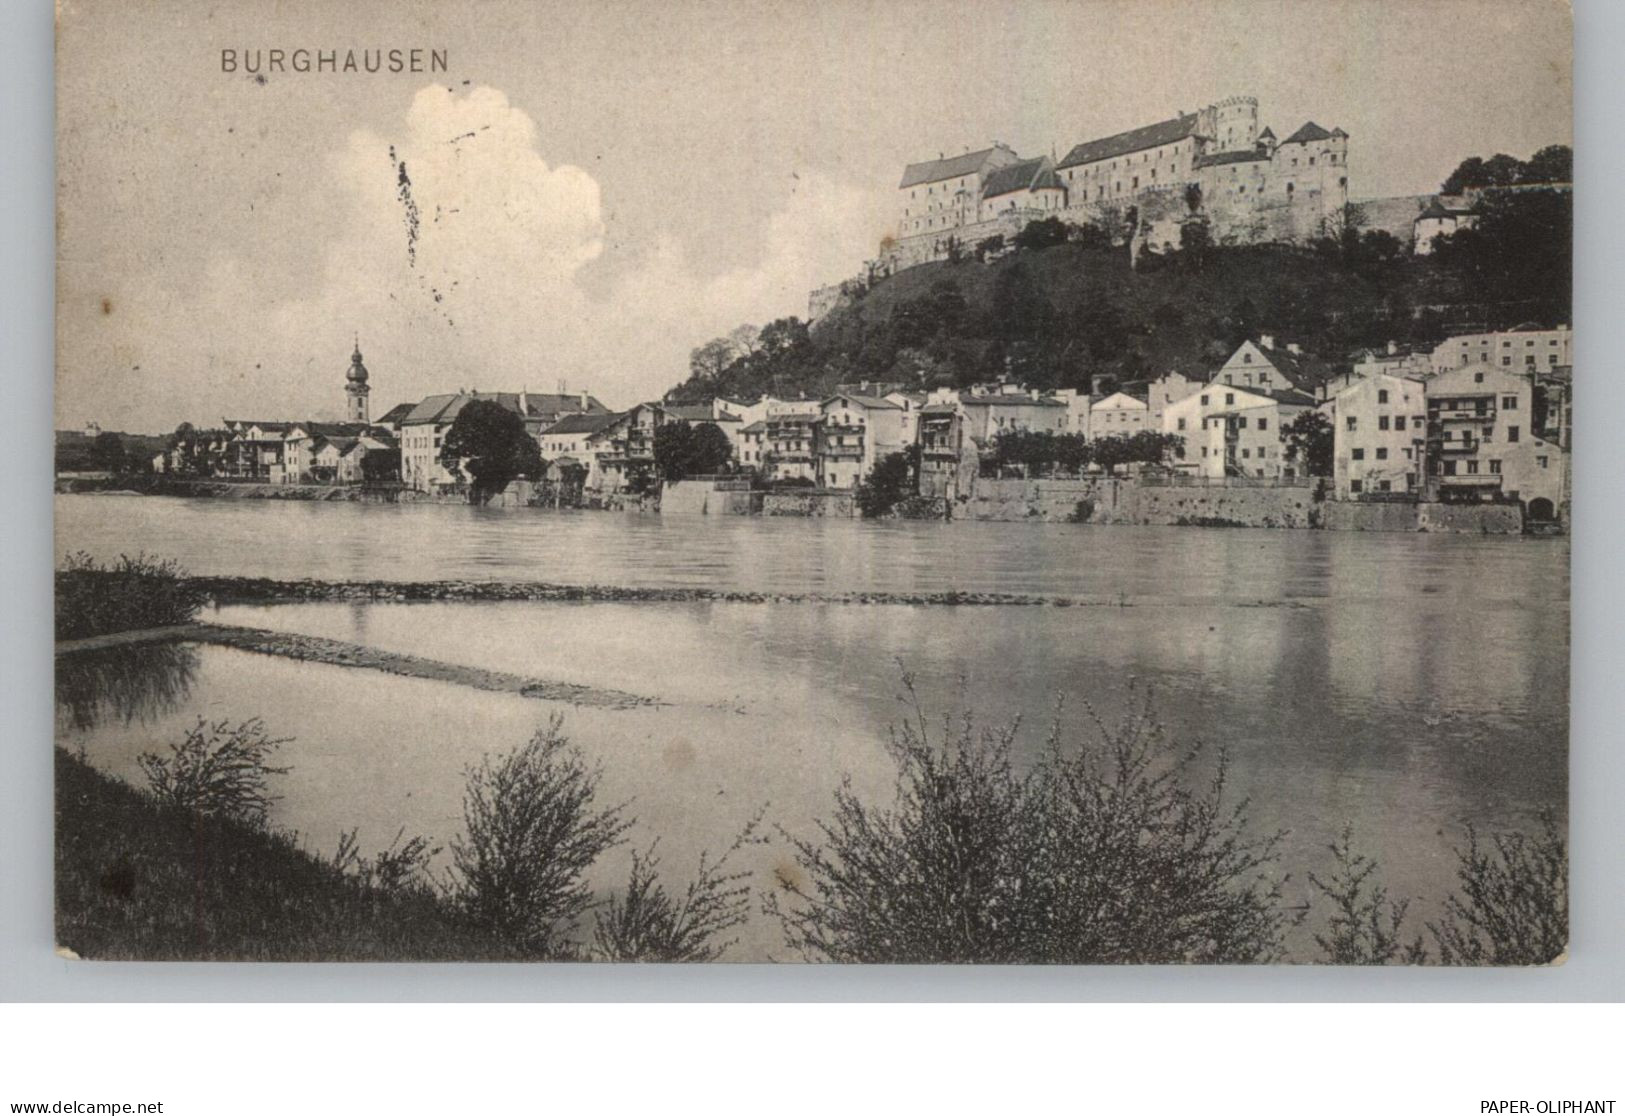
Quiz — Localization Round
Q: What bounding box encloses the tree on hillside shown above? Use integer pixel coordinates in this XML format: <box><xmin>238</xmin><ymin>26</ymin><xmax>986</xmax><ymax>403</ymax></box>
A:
<box><xmin>1279</xmin><ymin>411</ymin><xmax>1334</xmax><ymax>478</ymax></box>
<box><xmin>653</xmin><ymin>420</ymin><xmax>734</xmax><ymax>482</ymax></box>
<box><xmin>1014</xmin><ymin>217</ymin><xmax>1069</xmax><ymax>251</ymax></box>
<box><xmin>1430</xmin><ymin>188</ymin><xmax>1572</xmax><ymax>315</ymax></box>
<box><xmin>688</xmin><ymin>337</ymin><xmax>737</xmax><ymax>386</ymax></box>
<box><xmin>438</xmin><ymin>400</ymin><xmax>543</xmax><ymax>503</ymax></box>
<box><xmin>1180</xmin><ymin>219</ymin><xmax>1212</xmax><ymax>271</ymax></box>
<box><xmin>1519</xmin><ymin>144</ymin><xmax>1572</xmax><ymax>185</ymax></box>
<box><xmin>1441</xmin><ymin>153</ymin><xmax>1523</xmax><ymax>195</ymax></box>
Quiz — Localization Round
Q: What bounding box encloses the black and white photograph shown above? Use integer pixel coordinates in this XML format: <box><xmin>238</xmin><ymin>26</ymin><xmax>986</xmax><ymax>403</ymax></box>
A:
<box><xmin>50</xmin><ymin>0</ymin><xmax>1572</xmax><ymax>968</ymax></box>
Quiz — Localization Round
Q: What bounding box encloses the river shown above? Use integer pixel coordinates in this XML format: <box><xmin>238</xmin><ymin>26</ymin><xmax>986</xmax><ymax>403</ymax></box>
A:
<box><xmin>54</xmin><ymin>493</ymin><xmax>1570</xmax><ymax>961</ymax></box>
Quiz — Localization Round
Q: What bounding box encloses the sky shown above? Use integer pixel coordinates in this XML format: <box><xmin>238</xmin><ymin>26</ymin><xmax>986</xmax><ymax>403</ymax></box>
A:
<box><xmin>55</xmin><ymin>0</ymin><xmax>1572</xmax><ymax>432</ymax></box>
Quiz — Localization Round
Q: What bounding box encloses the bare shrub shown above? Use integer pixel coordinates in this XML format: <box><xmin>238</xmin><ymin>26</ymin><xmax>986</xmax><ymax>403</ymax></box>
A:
<box><xmin>137</xmin><ymin>716</ymin><xmax>290</xmax><ymax>827</ymax></box>
<box><xmin>768</xmin><ymin>681</ymin><xmax>1291</xmax><ymax>963</ymax></box>
<box><xmin>1428</xmin><ymin>811</ymin><xmax>1567</xmax><ymax>965</ymax></box>
<box><xmin>1307</xmin><ymin>827</ymin><xmax>1427</xmax><ymax>964</ymax></box>
<box><xmin>592</xmin><ymin>811</ymin><xmax>766</xmax><ymax>962</ymax></box>
<box><xmin>448</xmin><ymin>715</ymin><xmax>632</xmax><ymax>957</ymax></box>
<box><xmin>329</xmin><ymin>826</ymin><xmax>441</xmax><ymax>895</ymax></box>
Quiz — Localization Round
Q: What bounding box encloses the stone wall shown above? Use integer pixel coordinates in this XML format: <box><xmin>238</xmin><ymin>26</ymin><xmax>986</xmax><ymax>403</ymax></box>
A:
<box><xmin>1322</xmin><ymin>500</ymin><xmax>1523</xmax><ymax>534</ymax></box>
<box><xmin>965</xmin><ymin>478</ymin><xmax>1316</xmax><ymax>528</ymax></box>
<box><xmin>762</xmin><ymin>490</ymin><xmax>857</xmax><ymax>517</ymax></box>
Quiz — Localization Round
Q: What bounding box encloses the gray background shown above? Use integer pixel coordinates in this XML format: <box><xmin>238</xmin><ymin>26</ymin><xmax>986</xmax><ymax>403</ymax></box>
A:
<box><xmin>3</xmin><ymin>0</ymin><xmax>1617</xmax><ymax>1001</ymax></box>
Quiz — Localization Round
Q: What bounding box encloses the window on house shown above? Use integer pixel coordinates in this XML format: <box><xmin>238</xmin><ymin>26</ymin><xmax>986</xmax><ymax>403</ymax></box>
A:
<box><xmin>1258</xmin><ymin>418</ymin><xmax>1268</xmax><ymax>431</ymax></box>
<box><xmin>1474</xmin><ymin>372</ymin><xmax>1484</xmax><ymax>383</ymax></box>
<box><xmin>1376</xmin><ymin>448</ymin><xmax>1388</xmax><ymax>460</ymax></box>
<box><xmin>1346</xmin><ymin>417</ymin><xmax>1357</xmax><ymax>431</ymax></box>
<box><xmin>1489</xmin><ymin>459</ymin><xmax>1502</xmax><ymax>474</ymax></box>
<box><xmin>1177</xmin><ymin>418</ymin><xmax>1187</xmax><ymax>431</ymax></box>
<box><xmin>1443</xmin><ymin>460</ymin><xmax>1457</xmax><ymax>476</ymax></box>
<box><xmin>1352</xmin><ymin>448</ymin><xmax>1365</xmax><ymax>461</ymax></box>
<box><xmin>1502</xmin><ymin>396</ymin><xmax>1518</xmax><ymax>409</ymax></box>
<box><xmin>1350</xmin><ymin>479</ymin><xmax>1363</xmax><ymax>493</ymax></box>
<box><xmin>1508</xmin><ymin>426</ymin><xmax>1520</xmax><ymax>443</ymax></box>
<box><xmin>1378</xmin><ymin>480</ymin><xmax>1392</xmax><ymax>492</ymax></box>
<box><xmin>1225</xmin><ymin>393</ymin><xmax>1235</xmax><ymax>405</ymax></box>
<box><xmin>1538</xmin><ymin>455</ymin><xmax>1550</xmax><ymax>468</ymax></box>
<box><xmin>1466</xmin><ymin>460</ymin><xmax>1479</xmax><ymax>474</ymax></box>
<box><xmin>1379</xmin><ymin>416</ymin><xmax>1390</xmax><ymax>431</ymax></box>
<box><xmin>1378</xmin><ymin>389</ymin><xmax>1389</xmax><ymax>403</ymax></box>
<box><xmin>1200</xmin><ymin>394</ymin><xmax>1209</xmax><ymax>405</ymax></box>
<box><xmin>1502</xmin><ymin>357</ymin><xmax>1511</xmax><ymax>366</ymax></box>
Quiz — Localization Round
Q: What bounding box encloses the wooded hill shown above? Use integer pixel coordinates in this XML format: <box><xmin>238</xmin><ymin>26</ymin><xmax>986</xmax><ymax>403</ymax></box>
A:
<box><xmin>665</xmin><ymin>181</ymin><xmax>1571</xmax><ymax>404</ymax></box>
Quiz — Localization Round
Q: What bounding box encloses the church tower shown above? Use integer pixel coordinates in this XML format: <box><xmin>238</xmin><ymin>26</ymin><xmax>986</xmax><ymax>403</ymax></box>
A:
<box><xmin>345</xmin><ymin>336</ymin><xmax>370</xmax><ymax>424</ymax></box>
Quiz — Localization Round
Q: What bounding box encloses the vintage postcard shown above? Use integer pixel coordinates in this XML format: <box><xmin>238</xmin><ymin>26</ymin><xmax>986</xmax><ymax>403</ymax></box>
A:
<box><xmin>54</xmin><ymin>0</ymin><xmax>1570</xmax><ymax>964</ymax></box>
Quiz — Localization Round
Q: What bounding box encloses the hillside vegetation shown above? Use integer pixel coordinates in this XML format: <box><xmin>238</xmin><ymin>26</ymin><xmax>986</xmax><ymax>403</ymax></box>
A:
<box><xmin>667</xmin><ymin>150</ymin><xmax>1570</xmax><ymax>404</ymax></box>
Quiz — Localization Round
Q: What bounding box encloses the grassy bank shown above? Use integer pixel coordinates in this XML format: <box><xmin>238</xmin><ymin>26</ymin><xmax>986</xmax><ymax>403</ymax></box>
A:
<box><xmin>54</xmin><ymin>748</ymin><xmax>521</xmax><ymax>961</ymax></box>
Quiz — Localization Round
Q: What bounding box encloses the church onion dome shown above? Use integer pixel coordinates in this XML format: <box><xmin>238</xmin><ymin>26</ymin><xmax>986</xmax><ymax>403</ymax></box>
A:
<box><xmin>347</xmin><ymin>340</ymin><xmax>369</xmax><ymax>384</ymax></box>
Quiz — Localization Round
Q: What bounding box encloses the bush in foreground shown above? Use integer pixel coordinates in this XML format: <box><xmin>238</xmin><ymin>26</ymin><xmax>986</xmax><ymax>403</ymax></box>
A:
<box><xmin>56</xmin><ymin>551</ymin><xmax>207</xmax><ymax>640</ymax></box>
<box><xmin>767</xmin><ymin>682</ymin><xmax>1291</xmax><ymax>963</ymax></box>
<box><xmin>138</xmin><ymin>716</ymin><xmax>290</xmax><ymax>828</ymax></box>
<box><xmin>447</xmin><ymin>715</ymin><xmax>633</xmax><ymax>957</ymax></box>
<box><xmin>591</xmin><ymin>813</ymin><xmax>764</xmax><ymax>962</ymax></box>
<box><xmin>1428</xmin><ymin>812</ymin><xmax>1567</xmax><ymax>965</ymax></box>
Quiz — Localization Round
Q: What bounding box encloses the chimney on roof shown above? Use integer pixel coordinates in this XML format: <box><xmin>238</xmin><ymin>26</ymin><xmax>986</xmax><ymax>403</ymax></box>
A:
<box><xmin>1259</xmin><ymin>334</ymin><xmax>1275</xmax><ymax>351</ymax></box>
<box><xmin>520</xmin><ymin>387</ymin><xmax>529</xmax><ymax>414</ymax></box>
<box><xmin>1387</xmin><ymin>340</ymin><xmax>1398</xmax><ymax>356</ymax></box>
<box><xmin>579</xmin><ymin>390</ymin><xmax>588</xmax><ymax>410</ymax></box>
<box><xmin>1286</xmin><ymin>342</ymin><xmax>1302</xmax><ymax>356</ymax></box>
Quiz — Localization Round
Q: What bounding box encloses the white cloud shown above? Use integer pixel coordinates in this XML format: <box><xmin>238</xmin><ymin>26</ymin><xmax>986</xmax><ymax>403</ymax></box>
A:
<box><xmin>60</xmin><ymin>84</ymin><xmax>890</xmax><ymax>431</ymax></box>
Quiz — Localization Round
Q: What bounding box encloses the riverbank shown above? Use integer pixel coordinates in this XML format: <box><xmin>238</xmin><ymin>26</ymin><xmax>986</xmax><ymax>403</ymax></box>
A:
<box><xmin>58</xmin><ymin>473</ymin><xmax>1545</xmax><ymax>532</ymax></box>
<box><xmin>57</xmin><ymin>621</ymin><xmax>659</xmax><ymax>709</ymax></box>
<box><xmin>55</xmin><ymin>748</ymin><xmax>522</xmax><ymax>961</ymax></box>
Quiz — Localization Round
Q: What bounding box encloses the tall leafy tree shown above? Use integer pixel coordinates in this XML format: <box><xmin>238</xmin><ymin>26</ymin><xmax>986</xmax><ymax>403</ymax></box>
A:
<box><xmin>1279</xmin><ymin>411</ymin><xmax>1334</xmax><ymax>477</ymax></box>
<box><xmin>438</xmin><ymin>399</ymin><xmax>543</xmax><ymax>503</ymax></box>
<box><xmin>653</xmin><ymin>420</ymin><xmax>734</xmax><ymax>482</ymax></box>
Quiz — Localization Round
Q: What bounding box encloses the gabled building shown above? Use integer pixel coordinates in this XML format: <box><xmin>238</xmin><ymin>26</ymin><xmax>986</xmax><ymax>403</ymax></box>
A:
<box><xmin>1328</xmin><ymin>374</ymin><xmax>1427</xmax><ymax>499</ymax></box>
<box><xmin>1162</xmin><ymin>383</ymin><xmax>1316</xmax><ymax>478</ymax></box>
<box><xmin>763</xmin><ymin>399</ymin><xmax>823</xmax><ymax>482</ymax></box>
<box><xmin>1413</xmin><ymin>196</ymin><xmax>1479</xmax><ymax>254</ymax></box>
<box><xmin>538</xmin><ymin>411</ymin><xmax>630</xmax><ymax>493</ymax></box>
<box><xmin>1430</xmin><ymin>326</ymin><xmax>1571</xmax><ymax>376</ymax></box>
<box><xmin>1088</xmin><ymin>391</ymin><xmax>1149</xmax><ymax>439</ymax></box>
<box><xmin>956</xmin><ymin>392</ymin><xmax>1067</xmax><ymax>446</ymax></box>
<box><xmin>1210</xmin><ymin>337</ymin><xmax>1323</xmax><ymax>395</ymax></box>
<box><xmin>396</xmin><ymin>389</ymin><xmax>608</xmax><ymax>492</ymax></box>
<box><xmin>816</xmin><ymin>393</ymin><xmax>908</xmax><ymax>490</ymax></box>
<box><xmin>1425</xmin><ymin>362</ymin><xmax>1563</xmax><ymax>517</ymax></box>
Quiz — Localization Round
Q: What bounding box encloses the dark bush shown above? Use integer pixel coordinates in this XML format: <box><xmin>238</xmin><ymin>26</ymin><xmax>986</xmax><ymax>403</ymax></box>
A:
<box><xmin>56</xmin><ymin>552</ymin><xmax>207</xmax><ymax>640</ymax></box>
<box><xmin>767</xmin><ymin>682</ymin><xmax>1291</xmax><ymax>963</ymax></box>
<box><xmin>138</xmin><ymin>716</ymin><xmax>291</xmax><ymax>828</ymax></box>
<box><xmin>447</xmin><ymin>715</ymin><xmax>632</xmax><ymax>957</ymax></box>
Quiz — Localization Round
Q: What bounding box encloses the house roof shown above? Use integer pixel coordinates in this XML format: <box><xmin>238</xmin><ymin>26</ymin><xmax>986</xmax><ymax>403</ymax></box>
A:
<box><xmin>740</xmin><ymin>421</ymin><xmax>767</xmax><ymax>434</ymax></box>
<box><xmin>543</xmin><ymin>411</ymin><xmax>626</xmax><ymax>436</ymax></box>
<box><xmin>961</xmin><ymin>393</ymin><xmax>1066</xmax><ymax>408</ymax></box>
<box><xmin>1417</xmin><ymin>197</ymin><xmax>1478</xmax><ymax>221</ymax></box>
<box><xmin>981</xmin><ymin>158</ymin><xmax>1062</xmax><ymax>200</ymax></box>
<box><xmin>899</xmin><ymin>147</ymin><xmax>1005</xmax><ymax>190</ymax></box>
<box><xmin>401</xmin><ymin>391</ymin><xmax>608</xmax><ymax>427</ymax></box>
<box><xmin>375</xmin><ymin>402</ymin><xmax>416</xmax><ymax>425</ymax></box>
<box><xmin>315</xmin><ymin>435</ymin><xmax>361</xmax><ymax>454</ymax></box>
<box><xmin>823</xmin><ymin>393</ymin><xmax>902</xmax><ymax>410</ymax></box>
<box><xmin>1058</xmin><ymin>113</ymin><xmax>1199</xmax><ymax>170</ymax></box>
<box><xmin>920</xmin><ymin>403</ymin><xmax>959</xmax><ymax>415</ymax></box>
<box><xmin>662</xmin><ymin>404</ymin><xmax>740</xmax><ymax>423</ymax></box>
<box><xmin>1281</xmin><ymin>121</ymin><xmax>1334</xmax><ymax>145</ymax></box>
<box><xmin>1195</xmin><ymin>148</ymin><xmax>1270</xmax><ymax>169</ymax></box>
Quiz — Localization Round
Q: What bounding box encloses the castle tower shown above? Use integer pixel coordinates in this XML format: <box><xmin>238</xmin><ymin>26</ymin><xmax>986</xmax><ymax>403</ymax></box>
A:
<box><xmin>345</xmin><ymin>336</ymin><xmax>370</xmax><ymax>424</ymax></box>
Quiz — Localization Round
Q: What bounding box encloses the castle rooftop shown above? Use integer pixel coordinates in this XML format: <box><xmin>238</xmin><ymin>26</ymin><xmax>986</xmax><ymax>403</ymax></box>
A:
<box><xmin>899</xmin><ymin>147</ymin><xmax>1006</xmax><ymax>189</ymax></box>
<box><xmin>981</xmin><ymin>158</ymin><xmax>1062</xmax><ymax>199</ymax></box>
<box><xmin>1057</xmin><ymin>112</ymin><xmax>1199</xmax><ymax>170</ymax></box>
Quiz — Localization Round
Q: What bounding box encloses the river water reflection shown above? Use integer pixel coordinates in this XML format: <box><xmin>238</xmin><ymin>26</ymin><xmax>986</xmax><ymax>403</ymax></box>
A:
<box><xmin>54</xmin><ymin>494</ymin><xmax>1569</xmax><ymax>960</ymax></box>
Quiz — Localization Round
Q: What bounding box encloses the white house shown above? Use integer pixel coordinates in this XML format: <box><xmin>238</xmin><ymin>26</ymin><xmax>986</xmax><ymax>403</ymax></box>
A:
<box><xmin>1328</xmin><ymin>374</ymin><xmax>1427</xmax><ymax>499</ymax></box>
<box><xmin>1162</xmin><ymin>383</ymin><xmax>1316</xmax><ymax>478</ymax></box>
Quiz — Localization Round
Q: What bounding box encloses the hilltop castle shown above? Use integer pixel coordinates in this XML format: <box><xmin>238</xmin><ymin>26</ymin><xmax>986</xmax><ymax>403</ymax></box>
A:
<box><xmin>881</xmin><ymin>95</ymin><xmax>1349</xmax><ymax>273</ymax></box>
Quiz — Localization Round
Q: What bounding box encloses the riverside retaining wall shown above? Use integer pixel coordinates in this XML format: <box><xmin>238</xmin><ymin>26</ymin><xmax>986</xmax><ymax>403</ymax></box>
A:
<box><xmin>1322</xmin><ymin>501</ymin><xmax>1523</xmax><ymax>534</ymax></box>
<box><xmin>965</xmin><ymin>478</ymin><xmax>1317</xmax><ymax>528</ymax></box>
<box><xmin>762</xmin><ymin>490</ymin><xmax>856</xmax><ymax>517</ymax></box>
